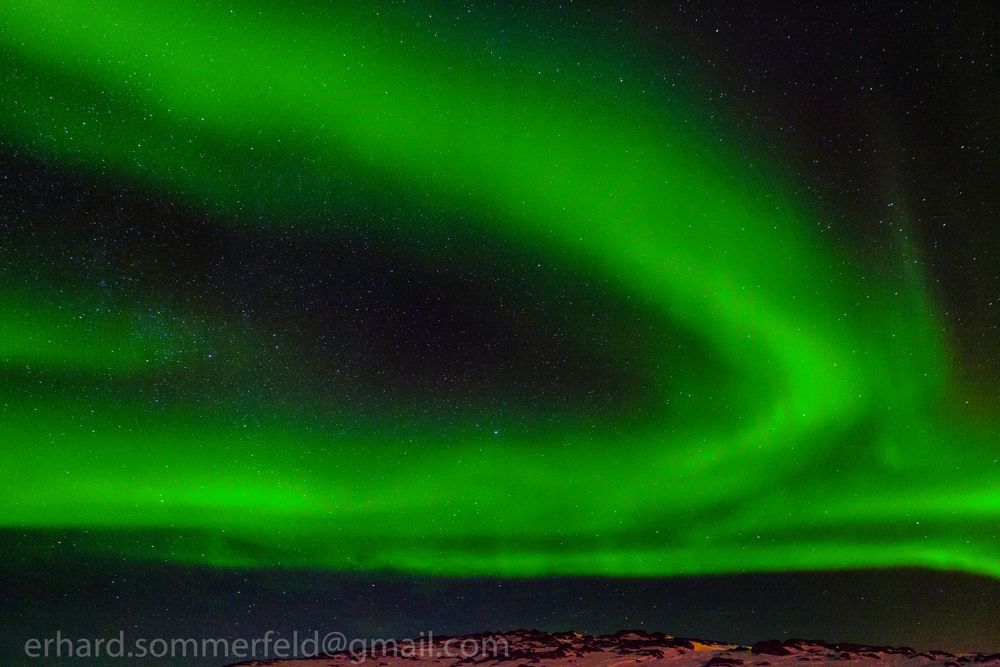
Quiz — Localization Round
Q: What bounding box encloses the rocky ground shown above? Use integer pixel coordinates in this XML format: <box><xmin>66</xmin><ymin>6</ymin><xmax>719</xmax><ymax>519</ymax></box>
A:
<box><xmin>229</xmin><ymin>629</ymin><xmax>1000</xmax><ymax>666</ymax></box>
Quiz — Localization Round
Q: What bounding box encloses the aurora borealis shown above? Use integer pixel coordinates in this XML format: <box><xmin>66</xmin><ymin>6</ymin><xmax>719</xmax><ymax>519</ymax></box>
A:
<box><xmin>2</xmin><ymin>0</ymin><xmax>998</xmax><ymax>616</ymax></box>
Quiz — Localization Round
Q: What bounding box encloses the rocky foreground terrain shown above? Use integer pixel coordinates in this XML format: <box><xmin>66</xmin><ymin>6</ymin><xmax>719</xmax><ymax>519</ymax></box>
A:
<box><xmin>230</xmin><ymin>629</ymin><xmax>1000</xmax><ymax>666</ymax></box>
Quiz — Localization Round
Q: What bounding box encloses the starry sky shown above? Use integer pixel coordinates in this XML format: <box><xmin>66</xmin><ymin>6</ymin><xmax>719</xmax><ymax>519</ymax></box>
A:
<box><xmin>1</xmin><ymin>0</ymin><xmax>998</xmax><ymax>660</ymax></box>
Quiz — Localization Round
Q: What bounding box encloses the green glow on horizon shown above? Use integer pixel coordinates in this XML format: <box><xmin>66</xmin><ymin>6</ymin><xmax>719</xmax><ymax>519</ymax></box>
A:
<box><xmin>1</xmin><ymin>1</ymin><xmax>997</xmax><ymax>578</ymax></box>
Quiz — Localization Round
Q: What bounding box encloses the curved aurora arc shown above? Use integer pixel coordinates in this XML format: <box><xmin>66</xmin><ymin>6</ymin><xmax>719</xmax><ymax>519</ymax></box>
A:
<box><xmin>0</xmin><ymin>1</ymin><xmax>997</xmax><ymax>578</ymax></box>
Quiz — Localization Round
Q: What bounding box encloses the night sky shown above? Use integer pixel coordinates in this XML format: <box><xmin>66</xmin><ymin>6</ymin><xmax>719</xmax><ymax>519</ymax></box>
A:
<box><xmin>1</xmin><ymin>1</ymin><xmax>997</xmax><ymax>663</ymax></box>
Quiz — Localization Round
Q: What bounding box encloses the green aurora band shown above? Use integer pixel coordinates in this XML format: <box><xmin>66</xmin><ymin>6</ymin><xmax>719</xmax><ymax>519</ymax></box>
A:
<box><xmin>1</xmin><ymin>1</ymin><xmax>997</xmax><ymax>577</ymax></box>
